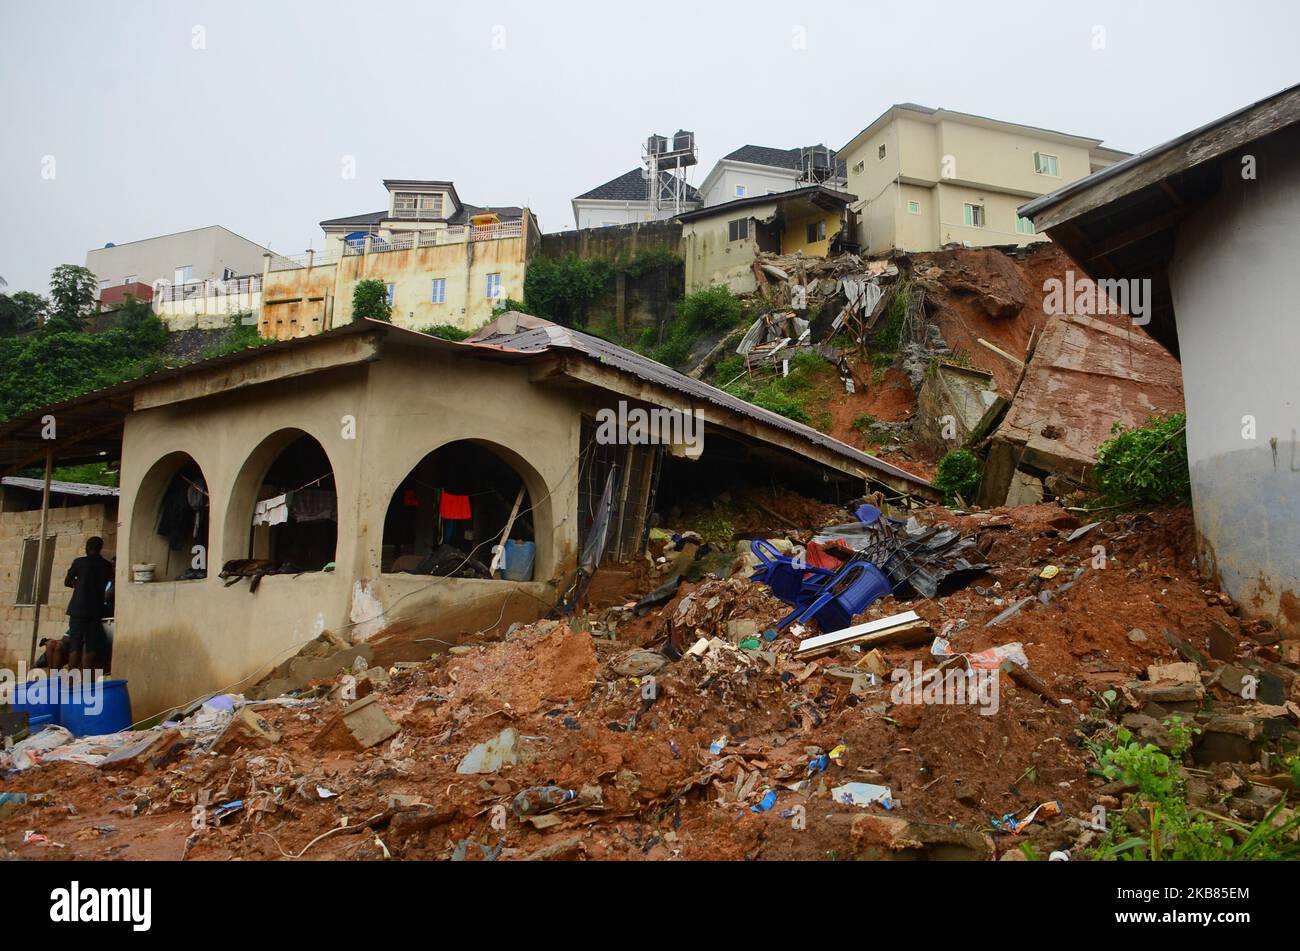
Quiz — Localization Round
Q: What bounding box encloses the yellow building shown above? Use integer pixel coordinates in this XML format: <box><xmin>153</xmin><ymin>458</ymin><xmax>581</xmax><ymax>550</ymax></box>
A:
<box><xmin>677</xmin><ymin>186</ymin><xmax>856</xmax><ymax>293</ymax></box>
<box><xmin>838</xmin><ymin>103</ymin><xmax>1129</xmax><ymax>255</ymax></box>
<box><xmin>258</xmin><ymin>179</ymin><xmax>539</xmax><ymax>340</ymax></box>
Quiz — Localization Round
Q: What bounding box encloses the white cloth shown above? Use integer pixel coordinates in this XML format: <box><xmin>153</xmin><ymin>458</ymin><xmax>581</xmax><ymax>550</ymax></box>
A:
<box><xmin>252</xmin><ymin>493</ymin><xmax>289</xmax><ymax>526</ymax></box>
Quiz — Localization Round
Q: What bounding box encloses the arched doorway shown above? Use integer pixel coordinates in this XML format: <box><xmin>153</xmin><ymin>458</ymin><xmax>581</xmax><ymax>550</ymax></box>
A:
<box><xmin>381</xmin><ymin>440</ymin><xmax>539</xmax><ymax>581</ymax></box>
<box><xmin>130</xmin><ymin>452</ymin><xmax>211</xmax><ymax>581</ymax></box>
<box><xmin>226</xmin><ymin>430</ymin><xmax>337</xmax><ymax>571</ymax></box>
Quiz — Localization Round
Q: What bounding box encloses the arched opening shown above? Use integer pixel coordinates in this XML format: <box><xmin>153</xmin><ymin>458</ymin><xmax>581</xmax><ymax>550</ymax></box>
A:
<box><xmin>130</xmin><ymin>452</ymin><xmax>211</xmax><ymax>581</ymax></box>
<box><xmin>229</xmin><ymin>431</ymin><xmax>338</xmax><ymax>571</ymax></box>
<box><xmin>382</xmin><ymin>440</ymin><xmax>537</xmax><ymax>581</ymax></box>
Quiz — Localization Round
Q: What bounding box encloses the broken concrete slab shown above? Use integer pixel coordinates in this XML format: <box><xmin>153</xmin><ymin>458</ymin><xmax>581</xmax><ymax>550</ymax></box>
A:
<box><xmin>1208</xmin><ymin>622</ymin><xmax>1237</xmax><ymax>663</ymax></box>
<box><xmin>211</xmin><ymin>707</ymin><xmax>281</xmax><ymax>755</ymax></box>
<box><xmin>850</xmin><ymin>814</ymin><xmax>994</xmax><ymax>861</ymax></box>
<box><xmin>249</xmin><ymin>643</ymin><xmax>375</xmax><ymax>701</ymax></box>
<box><xmin>977</xmin><ymin>312</ymin><xmax>1184</xmax><ymax>507</ymax></box>
<box><xmin>99</xmin><ymin>728</ymin><xmax>184</xmax><ymax>774</ymax></box>
<box><xmin>456</xmin><ymin>727</ymin><xmax>520</xmax><ymax>775</ymax></box>
<box><xmin>310</xmin><ymin>694</ymin><xmax>398</xmax><ymax>752</ymax></box>
<box><xmin>1146</xmin><ymin>661</ymin><xmax>1201</xmax><ymax>685</ymax></box>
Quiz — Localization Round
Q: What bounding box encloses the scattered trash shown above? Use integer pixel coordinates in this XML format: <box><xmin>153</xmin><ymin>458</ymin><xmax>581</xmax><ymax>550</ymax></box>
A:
<box><xmin>831</xmin><ymin>782</ymin><xmax>893</xmax><ymax>809</ymax></box>
<box><xmin>992</xmin><ymin>800</ymin><xmax>1063</xmax><ymax>834</ymax></box>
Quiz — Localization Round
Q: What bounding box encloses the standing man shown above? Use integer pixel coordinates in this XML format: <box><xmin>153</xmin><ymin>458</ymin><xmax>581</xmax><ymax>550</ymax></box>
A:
<box><xmin>63</xmin><ymin>536</ymin><xmax>113</xmax><ymax>670</ymax></box>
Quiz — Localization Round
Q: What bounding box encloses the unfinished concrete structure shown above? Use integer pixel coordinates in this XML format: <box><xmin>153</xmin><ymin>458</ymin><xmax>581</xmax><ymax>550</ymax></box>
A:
<box><xmin>1019</xmin><ymin>83</ymin><xmax>1300</xmax><ymax>634</ymax></box>
<box><xmin>0</xmin><ymin>478</ymin><xmax>119</xmax><ymax>668</ymax></box>
<box><xmin>0</xmin><ymin>316</ymin><xmax>932</xmax><ymax>718</ymax></box>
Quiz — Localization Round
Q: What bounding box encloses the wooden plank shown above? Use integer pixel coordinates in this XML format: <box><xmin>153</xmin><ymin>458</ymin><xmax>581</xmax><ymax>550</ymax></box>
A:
<box><xmin>795</xmin><ymin>611</ymin><xmax>930</xmax><ymax>659</ymax></box>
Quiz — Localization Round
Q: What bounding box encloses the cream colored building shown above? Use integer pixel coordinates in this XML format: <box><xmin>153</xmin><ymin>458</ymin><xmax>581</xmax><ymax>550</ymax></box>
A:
<box><xmin>838</xmin><ymin>103</ymin><xmax>1128</xmax><ymax>255</ymax></box>
<box><xmin>257</xmin><ymin>179</ymin><xmax>539</xmax><ymax>339</ymax></box>
<box><xmin>0</xmin><ymin>317</ymin><xmax>931</xmax><ymax>717</ymax></box>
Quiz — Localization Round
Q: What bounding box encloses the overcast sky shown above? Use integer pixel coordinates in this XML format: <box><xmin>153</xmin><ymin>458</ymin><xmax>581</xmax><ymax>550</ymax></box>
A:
<box><xmin>1</xmin><ymin>0</ymin><xmax>1296</xmax><ymax>294</ymax></box>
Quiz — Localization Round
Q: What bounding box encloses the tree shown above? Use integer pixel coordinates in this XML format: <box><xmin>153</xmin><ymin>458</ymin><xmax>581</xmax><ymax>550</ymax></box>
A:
<box><xmin>352</xmin><ymin>279</ymin><xmax>392</xmax><ymax>322</ymax></box>
<box><xmin>0</xmin><ymin>291</ymin><xmax>49</xmax><ymax>337</ymax></box>
<box><xmin>45</xmin><ymin>264</ymin><xmax>99</xmax><ymax>334</ymax></box>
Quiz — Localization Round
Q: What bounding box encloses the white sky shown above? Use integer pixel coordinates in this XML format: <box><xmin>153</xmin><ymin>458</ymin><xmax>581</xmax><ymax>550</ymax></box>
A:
<box><xmin>1</xmin><ymin>0</ymin><xmax>1297</xmax><ymax>294</ymax></box>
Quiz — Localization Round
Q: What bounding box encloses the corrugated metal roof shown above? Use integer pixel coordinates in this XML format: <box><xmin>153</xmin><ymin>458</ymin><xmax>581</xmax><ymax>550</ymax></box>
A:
<box><xmin>2</xmin><ymin>476</ymin><xmax>120</xmax><ymax>498</ymax></box>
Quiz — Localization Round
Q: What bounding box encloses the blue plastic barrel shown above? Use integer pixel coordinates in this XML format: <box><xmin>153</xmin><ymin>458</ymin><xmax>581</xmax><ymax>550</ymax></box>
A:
<box><xmin>7</xmin><ymin>679</ymin><xmax>58</xmax><ymax>729</ymax></box>
<box><xmin>58</xmin><ymin>679</ymin><xmax>132</xmax><ymax>737</ymax></box>
<box><xmin>501</xmin><ymin>540</ymin><xmax>536</xmax><ymax>582</ymax></box>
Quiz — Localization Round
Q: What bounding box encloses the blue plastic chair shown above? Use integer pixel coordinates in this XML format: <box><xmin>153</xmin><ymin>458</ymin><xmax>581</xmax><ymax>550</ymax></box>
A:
<box><xmin>750</xmin><ymin>540</ymin><xmax>835</xmax><ymax>606</ymax></box>
<box><xmin>777</xmin><ymin>558</ymin><xmax>893</xmax><ymax>633</ymax></box>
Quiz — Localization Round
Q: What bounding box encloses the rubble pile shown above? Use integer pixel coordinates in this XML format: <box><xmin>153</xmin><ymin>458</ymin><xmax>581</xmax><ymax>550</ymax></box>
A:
<box><xmin>2</xmin><ymin>499</ymin><xmax>1296</xmax><ymax>861</ymax></box>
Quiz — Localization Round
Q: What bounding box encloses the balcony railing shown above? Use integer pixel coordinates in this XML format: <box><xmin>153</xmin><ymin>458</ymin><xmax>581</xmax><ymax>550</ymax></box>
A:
<box><xmin>153</xmin><ymin>275</ymin><xmax>263</xmax><ymax>303</ymax></box>
<box><xmin>339</xmin><ymin>220</ymin><xmax>524</xmax><ymax>257</ymax></box>
<box><xmin>267</xmin><ymin>249</ymin><xmax>340</xmax><ymax>272</ymax></box>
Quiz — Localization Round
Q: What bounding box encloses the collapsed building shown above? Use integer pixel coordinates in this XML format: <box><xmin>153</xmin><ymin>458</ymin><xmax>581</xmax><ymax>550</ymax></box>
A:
<box><xmin>0</xmin><ymin>315</ymin><xmax>933</xmax><ymax>718</ymax></box>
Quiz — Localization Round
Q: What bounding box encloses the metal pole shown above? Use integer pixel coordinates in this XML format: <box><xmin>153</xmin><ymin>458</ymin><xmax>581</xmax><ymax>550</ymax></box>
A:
<box><xmin>28</xmin><ymin>448</ymin><xmax>53</xmax><ymax>664</ymax></box>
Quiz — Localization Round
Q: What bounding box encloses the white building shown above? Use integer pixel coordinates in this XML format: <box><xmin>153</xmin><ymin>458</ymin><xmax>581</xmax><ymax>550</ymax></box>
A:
<box><xmin>697</xmin><ymin>144</ymin><xmax>846</xmax><ymax>208</ymax></box>
<box><xmin>571</xmin><ymin>168</ymin><xmax>702</xmax><ymax>229</ymax></box>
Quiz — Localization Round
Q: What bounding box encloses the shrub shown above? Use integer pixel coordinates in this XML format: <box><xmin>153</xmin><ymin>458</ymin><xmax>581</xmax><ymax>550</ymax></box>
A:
<box><xmin>523</xmin><ymin>256</ymin><xmax>610</xmax><ymax>327</ymax></box>
<box><xmin>1094</xmin><ymin>413</ymin><xmax>1190</xmax><ymax>507</ymax></box>
<box><xmin>751</xmin><ymin>386</ymin><xmax>810</xmax><ymax>423</ymax></box>
<box><xmin>934</xmin><ymin>449</ymin><xmax>982</xmax><ymax>505</ymax></box>
<box><xmin>200</xmin><ymin>312</ymin><xmax>266</xmax><ymax>359</ymax></box>
<box><xmin>678</xmin><ymin>285</ymin><xmax>743</xmax><ymax>331</ymax></box>
<box><xmin>352</xmin><ymin>279</ymin><xmax>392</xmax><ymax>321</ymax></box>
<box><xmin>418</xmin><ymin>324</ymin><xmax>472</xmax><ymax>342</ymax></box>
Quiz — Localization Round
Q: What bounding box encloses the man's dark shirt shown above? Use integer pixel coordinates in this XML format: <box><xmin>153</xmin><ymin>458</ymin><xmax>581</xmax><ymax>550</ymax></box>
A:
<box><xmin>65</xmin><ymin>554</ymin><xmax>113</xmax><ymax>619</ymax></box>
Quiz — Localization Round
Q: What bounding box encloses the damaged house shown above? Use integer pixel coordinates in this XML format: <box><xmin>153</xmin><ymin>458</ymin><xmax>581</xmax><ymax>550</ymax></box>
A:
<box><xmin>1018</xmin><ymin>82</ymin><xmax>1300</xmax><ymax>637</ymax></box>
<box><xmin>678</xmin><ymin>185</ymin><xmax>858</xmax><ymax>294</ymax></box>
<box><xmin>0</xmin><ymin>314</ymin><xmax>932</xmax><ymax>717</ymax></box>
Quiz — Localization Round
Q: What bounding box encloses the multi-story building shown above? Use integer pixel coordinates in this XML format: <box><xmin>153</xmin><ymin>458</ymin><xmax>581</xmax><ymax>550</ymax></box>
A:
<box><xmin>838</xmin><ymin>103</ymin><xmax>1129</xmax><ymax>255</ymax></box>
<box><xmin>697</xmin><ymin>144</ymin><xmax>846</xmax><ymax>207</ymax></box>
<box><xmin>86</xmin><ymin>225</ymin><xmax>269</xmax><ymax>301</ymax></box>
<box><xmin>257</xmin><ymin>178</ymin><xmax>538</xmax><ymax>339</ymax></box>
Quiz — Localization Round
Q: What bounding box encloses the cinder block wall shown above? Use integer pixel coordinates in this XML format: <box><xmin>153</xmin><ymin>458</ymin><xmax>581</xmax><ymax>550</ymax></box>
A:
<box><xmin>0</xmin><ymin>502</ymin><xmax>118</xmax><ymax>668</ymax></box>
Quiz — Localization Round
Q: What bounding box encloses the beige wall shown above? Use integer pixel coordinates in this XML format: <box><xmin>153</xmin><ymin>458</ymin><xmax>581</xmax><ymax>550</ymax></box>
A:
<box><xmin>842</xmin><ymin>110</ymin><xmax>1116</xmax><ymax>254</ymax></box>
<box><xmin>682</xmin><ymin>204</ymin><xmax>776</xmax><ymax>294</ymax></box>
<box><xmin>0</xmin><ymin>501</ymin><xmax>117</xmax><ymax>668</ymax></box>
<box><xmin>87</xmin><ymin>226</ymin><xmax>267</xmax><ymax>290</ymax></box>
<box><xmin>261</xmin><ymin>234</ymin><xmax>530</xmax><ymax>340</ymax></box>
<box><xmin>112</xmin><ymin>337</ymin><xmax>582</xmax><ymax>717</ymax></box>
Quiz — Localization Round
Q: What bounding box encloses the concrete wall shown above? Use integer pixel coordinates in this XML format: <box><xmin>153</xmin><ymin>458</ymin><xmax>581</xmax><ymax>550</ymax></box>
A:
<box><xmin>259</xmin><ymin>232</ymin><xmax>530</xmax><ymax>340</ymax></box>
<box><xmin>574</xmin><ymin>200</ymin><xmax>662</xmax><ymax>229</ymax></box>
<box><xmin>87</xmin><ymin>226</ymin><xmax>267</xmax><ymax>290</ymax></box>
<box><xmin>682</xmin><ymin>204</ymin><xmax>777</xmax><ymax>294</ymax></box>
<box><xmin>935</xmin><ymin>183</ymin><xmax>1047</xmax><ymax>248</ymax></box>
<box><xmin>1168</xmin><ymin>126</ymin><xmax>1300</xmax><ymax>635</ymax></box>
<box><xmin>538</xmin><ymin>220</ymin><xmax>682</xmax><ymax>261</ymax></box>
<box><xmin>112</xmin><ymin>336</ymin><xmax>583</xmax><ymax>716</ymax></box>
<box><xmin>0</xmin><ymin>500</ymin><xmax>117</xmax><ymax>668</ymax></box>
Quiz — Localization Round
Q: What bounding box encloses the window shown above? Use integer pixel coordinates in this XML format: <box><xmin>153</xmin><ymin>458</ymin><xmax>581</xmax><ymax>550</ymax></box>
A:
<box><xmin>728</xmin><ymin>218</ymin><xmax>749</xmax><ymax>242</ymax></box>
<box><xmin>486</xmin><ymin>272</ymin><xmax>502</xmax><ymax>300</ymax></box>
<box><xmin>1033</xmin><ymin>152</ymin><xmax>1060</xmax><ymax>177</ymax></box>
<box><xmin>15</xmin><ymin>537</ymin><xmax>56</xmax><ymax>606</ymax></box>
<box><xmin>1016</xmin><ymin>216</ymin><xmax>1036</xmax><ymax>235</ymax></box>
<box><xmin>222</xmin><ymin>267</ymin><xmax>235</xmax><ymax>281</ymax></box>
<box><xmin>805</xmin><ymin>220</ymin><xmax>826</xmax><ymax>243</ymax></box>
<box><xmin>907</xmin><ymin>201</ymin><xmax>921</xmax><ymax>215</ymax></box>
<box><xmin>393</xmin><ymin>192</ymin><xmax>444</xmax><ymax>219</ymax></box>
<box><xmin>963</xmin><ymin>203</ymin><xmax>986</xmax><ymax>228</ymax></box>
<box><xmin>174</xmin><ymin>265</ymin><xmax>193</xmax><ymax>285</ymax></box>
<box><xmin>878</xmin><ymin>144</ymin><xmax>887</xmax><ymax>160</ymax></box>
<box><xmin>124</xmin><ymin>274</ymin><xmax>137</xmax><ymax>285</ymax></box>
<box><xmin>99</xmin><ymin>280</ymin><xmax>110</xmax><ymax>291</ymax></box>
<box><xmin>385</xmin><ymin>283</ymin><xmax>395</xmax><ymax>306</ymax></box>
<box><xmin>431</xmin><ymin>278</ymin><xmax>446</xmax><ymax>303</ymax></box>
<box><xmin>852</xmin><ymin>161</ymin><xmax>865</xmax><ymax>175</ymax></box>
<box><xmin>734</xmin><ymin>184</ymin><xmax>747</xmax><ymax>198</ymax></box>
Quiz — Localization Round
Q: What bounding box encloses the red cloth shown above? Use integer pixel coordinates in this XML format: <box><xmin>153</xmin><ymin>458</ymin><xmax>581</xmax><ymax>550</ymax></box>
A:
<box><xmin>439</xmin><ymin>491</ymin><xmax>471</xmax><ymax>520</ymax></box>
<box><xmin>805</xmin><ymin>539</ymin><xmax>848</xmax><ymax>571</ymax></box>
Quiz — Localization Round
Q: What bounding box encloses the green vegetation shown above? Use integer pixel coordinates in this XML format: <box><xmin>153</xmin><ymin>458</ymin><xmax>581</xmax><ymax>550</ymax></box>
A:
<box><xmin>523</xmin><ymin>249</ymin><xmax>682</xmax><ymax>329</ymax></box>
<box><xmin>1093</xmin><ymin>413</ymin><xmax>1190</xmax><ymax>507</ymax></box>
<box><xmin>44</xmin><ymin>265</ymin><xmax>99</xmax><ymax>335</ymax></box>
<box><xmin>47</xmin><ymin>463</ymin><xmax>119</xmax><ymax>487</ymax></box>
<box><xmin>650</xmin><ymin>285</ymin><xmax>747</xmax><ymax>368</ymax></box>
<box><xmin>199</xmin><ymin>311</ymin><xmax>269</xmax><ymax>360</ymax></box>
<box><xmin>0</xmin><ymin>290</ymin><xmax>168</xmax><ymax>422</ymax></box>
<box><xmin>0</xmin><ymin>290</ymin><xmax>49</xmax><ymax>337</ymax></box>
<box><xmin>418</xmin><ymin>324</ymin><xmax>474</xmax><ymax>342</ymax></box>
<box><xmin>711</xmin><ymin>349</ymin><xmax>837</xmax><ymax>426</ymax></box>
<box><xmin>933</xmin><ymin>448</ymin><xmax>983</xmax><ymax>505</ymax></box>
<box><xmin>1086</xmin><ymin>718</ymin><xmax>1300</xmax><ymax>861</ymax></box>
<box><xmin>352</xmin><ymin>279</ymin><xmax>392</xmax><ymax>321</ymax></box>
